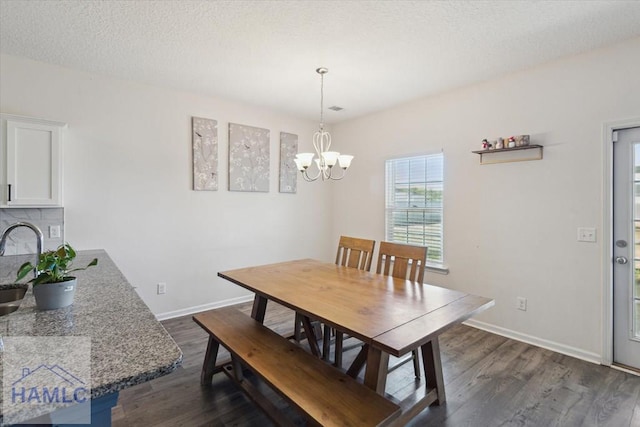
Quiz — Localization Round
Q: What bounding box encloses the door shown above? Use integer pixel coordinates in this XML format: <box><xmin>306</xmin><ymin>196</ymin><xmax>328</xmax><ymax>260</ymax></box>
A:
<box><xmin>613</xmin><ymin>126</ymin><xmax>640</xmax><ymax>370</ymax></box>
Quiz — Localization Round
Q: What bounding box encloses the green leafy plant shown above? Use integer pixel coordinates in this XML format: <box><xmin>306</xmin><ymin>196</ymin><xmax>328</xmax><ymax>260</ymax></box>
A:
<box><xmin>16</xmin><ymin>243</ymin><xmax>98</xmax><ymax>286</ymax></box>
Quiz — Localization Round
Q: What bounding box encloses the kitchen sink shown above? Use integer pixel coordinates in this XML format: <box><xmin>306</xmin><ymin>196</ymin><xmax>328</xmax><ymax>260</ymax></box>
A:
<box><xmin>0</xmin><ymin>286</ymin><xmax>27</xmax><ymax>303</ymax></box>
<box><xmin>0</xmin><ymin>285</ymin><xmax>28</xmax><ymax>316</ymax></box>
<box><xmin>0</xmin><ymin>303</ymin><xmax>22</xmax><ymax>316</ymax></box>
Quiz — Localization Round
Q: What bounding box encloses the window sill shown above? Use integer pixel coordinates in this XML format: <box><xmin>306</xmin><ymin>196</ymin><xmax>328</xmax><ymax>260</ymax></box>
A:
<box><xmin>425</xmin><ymin>264</ymin><xmax>449</xmax><ymax>275</ymax></box>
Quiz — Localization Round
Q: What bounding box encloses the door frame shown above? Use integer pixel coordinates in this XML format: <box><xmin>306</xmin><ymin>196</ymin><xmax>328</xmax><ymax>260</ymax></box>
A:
<box><xmin>602</xmin><ymin>117</ymin><xmax>640</xmax><ymax>366</ymax></box>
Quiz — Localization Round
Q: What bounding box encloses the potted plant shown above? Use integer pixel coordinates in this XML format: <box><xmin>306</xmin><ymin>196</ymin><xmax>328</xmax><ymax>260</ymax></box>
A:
<box><xmin>16</xmin><ymin>243</ymin><xmax>98</xmax><ymax>310</ymax></box>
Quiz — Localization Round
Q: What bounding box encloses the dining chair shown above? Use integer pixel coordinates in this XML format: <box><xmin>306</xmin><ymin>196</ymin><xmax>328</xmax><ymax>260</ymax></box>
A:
<box><xmin>376</xmin><ymin>241</ymin><xmax>428</xmax><ymax>378</ymax></box>
<box><xmin>327</xmin><ymin>236</ymin><xmax>376</xmax><ymax>366</ymax></box>
<box><xmin>335</xmin><ymin>235</ymin><xmax>376</xmax><ymax>270</ymax></box>
<box><xmin>293</xmin><ymin>236</ymin><xmax>376</xmax><ymax>367</ymax></box>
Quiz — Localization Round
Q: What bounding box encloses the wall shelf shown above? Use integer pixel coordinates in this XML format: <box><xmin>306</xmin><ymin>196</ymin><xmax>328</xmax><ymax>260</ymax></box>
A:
<box><xmin>472</xmin><ymin>144</ymin><xmax>543</xmax><ymax>165</ymax></box>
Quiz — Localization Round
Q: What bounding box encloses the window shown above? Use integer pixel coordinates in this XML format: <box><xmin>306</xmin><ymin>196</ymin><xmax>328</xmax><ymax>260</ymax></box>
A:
<box><xmin>385</xmin><ymin>153</ymin><xmax>444</xmax><ymax>266</ymax></box>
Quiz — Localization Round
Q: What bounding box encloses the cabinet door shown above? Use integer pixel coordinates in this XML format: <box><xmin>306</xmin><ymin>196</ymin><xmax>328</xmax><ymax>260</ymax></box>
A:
<box><xmin>6</xmin><ymin>120</ymin><xmax>61</xmax><ymax>206</ymax></box>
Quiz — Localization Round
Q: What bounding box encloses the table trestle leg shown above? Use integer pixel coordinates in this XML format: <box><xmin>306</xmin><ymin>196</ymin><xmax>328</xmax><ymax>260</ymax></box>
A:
<box><xmin>322</xmin><ymin>324</ymin><xmax>332</xmax><ymax>361</ymax></box>
<box><xmin>421</xmin><ymin>337</ymin><xmax>446</xmax><ymax>405</ymax></box>
<box><xmin>251</xmin><ymin>295</ymin><xmax>268</xmax><ymax>323</ymax></box>
<box><xmin>301</xmin><ymin>315</ymin><xmax>321</xmax><ymax>357</ymax></box>
<box><xmin>346</xmin><ymin>344</ymin><xmax>368</xmax><ymax>378</ymax></box>
<box><xmin>364</xmin><ymin>346</ymin><xmax>390</xmax><ymax>395</ymax></box>
<box><xmin>334</xmin><ymin>331</ymin><xmax>344</xmax><ymax>368</ymax></box>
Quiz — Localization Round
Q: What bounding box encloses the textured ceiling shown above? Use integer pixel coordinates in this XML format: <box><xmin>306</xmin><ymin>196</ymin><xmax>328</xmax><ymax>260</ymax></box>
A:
<box><xmin>1</xmin><ymin>1</ymin><xmax>640</xmax><ymax>123</ymax></box>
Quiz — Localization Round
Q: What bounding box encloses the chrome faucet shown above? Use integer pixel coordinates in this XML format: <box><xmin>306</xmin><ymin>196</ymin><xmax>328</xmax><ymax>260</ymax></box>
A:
<box><xmin>0</xmin><ymin>222</ymin><xmax>44</xmax><ymax>278</ymax></box>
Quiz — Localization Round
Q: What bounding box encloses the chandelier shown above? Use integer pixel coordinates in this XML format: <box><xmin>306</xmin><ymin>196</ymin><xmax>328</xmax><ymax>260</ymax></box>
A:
<box><xmin>294</xmin><ymin>67</ymin><xmax>353</xmax><ymax>181</ymax></box>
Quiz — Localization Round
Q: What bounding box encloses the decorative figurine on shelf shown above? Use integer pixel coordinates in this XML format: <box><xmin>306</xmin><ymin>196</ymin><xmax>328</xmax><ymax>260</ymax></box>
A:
<box><xmin>515</xmin><ymin>135</ymin><xmax>524</xmax><ymax>146</ymax></box>
<box><xmin>495</xmin><ymin>137</ymin><xmax>504</xmax><ymax>149</ymax></box>
<box><xmin>481</xmin><ymin>139</ymin><xmax>491</xmax><ymax>150</ymax></box>
<box><xmin>508</xmin><ymin>136</ymin><xmax>516</xmax><ymax>148</ymax></box>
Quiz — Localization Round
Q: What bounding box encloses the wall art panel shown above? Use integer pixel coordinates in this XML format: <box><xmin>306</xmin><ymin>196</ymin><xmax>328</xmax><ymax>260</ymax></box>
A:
<box><xmin>279</xmin><ymin>132</ymin><xmax>298</xmax><ymax>193</ymax></box>
<box><xmin>192</xmin><ymin>117</ymin><xmax>218</xmax><ymax>191</ymax></box>
<box><xmin>229</xmin><ymin>123</ymin><xmax>270</xmax><ymax>192</ymax></box>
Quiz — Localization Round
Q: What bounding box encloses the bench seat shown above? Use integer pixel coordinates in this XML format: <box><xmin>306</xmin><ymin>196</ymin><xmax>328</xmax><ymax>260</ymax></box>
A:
<box><xmin>193</xmin><ymin>307</ymin><xmax>400</xmax><ymax>427</ymax></box>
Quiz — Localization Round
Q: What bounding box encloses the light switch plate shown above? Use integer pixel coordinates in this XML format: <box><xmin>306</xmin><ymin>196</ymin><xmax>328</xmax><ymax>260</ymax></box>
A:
<box><xmin>577</xmin><ymin>227</ymin><xmax>596</xmax><ymax>242</ymax></box>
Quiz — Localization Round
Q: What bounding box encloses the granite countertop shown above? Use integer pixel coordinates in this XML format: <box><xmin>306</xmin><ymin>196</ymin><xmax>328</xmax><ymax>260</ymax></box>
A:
<box><xmin>0</xmin><ymin>250</ymin><xmax>183</xmax><ymax>409</ymax></box>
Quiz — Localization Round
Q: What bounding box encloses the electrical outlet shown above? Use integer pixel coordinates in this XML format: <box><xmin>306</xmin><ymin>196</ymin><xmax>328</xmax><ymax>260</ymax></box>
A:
<box><xmin>157</xmin><ymin>282</ymin><xmax>167</xmax><ymax>295</ymax></box>
<box><xmin>516</xmin><ymin>297</ymin><xmax>527</xmax><ymax>311</ymax></box>
<box><xmin>49</xmin><ymin>225</ymin><xmax>61</xmax><ymax>238</ymax></box>
<box><xmin>577</xmin><ymin>227</ymin><xmax>596</xmax><ymax>242</ymax></box>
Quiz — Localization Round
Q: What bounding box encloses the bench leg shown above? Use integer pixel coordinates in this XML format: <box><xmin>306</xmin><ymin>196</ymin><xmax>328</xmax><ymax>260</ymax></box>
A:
<box><xmin>421</xmin><ymin>337</ymin><xmax>446</xmax><ymax>405</ymax></box>
<box><xmin>231</xmin><ymin>355</ymin><xmax>244</xmax><ymax>382</ymax></box>
<box><xmin>251</xmin><ymin>294</ymin><xmax>268</xmax><ymax>323</ymax></box>
<box><xmin>201</xmin><ymin>336</ymin><xmax>220</xmax><ymax>385</ymax></box>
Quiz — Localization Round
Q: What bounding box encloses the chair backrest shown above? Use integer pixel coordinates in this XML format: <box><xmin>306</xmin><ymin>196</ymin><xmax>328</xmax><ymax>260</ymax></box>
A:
<box><xmin>335</xmin><ymin>236</ymin><xmax>376</xmax><ymax>271</ymax></box>
<box><xmin>376</xmin><ymin>241</ymin><xmax>427</xmax><ymax>283</ymax></box>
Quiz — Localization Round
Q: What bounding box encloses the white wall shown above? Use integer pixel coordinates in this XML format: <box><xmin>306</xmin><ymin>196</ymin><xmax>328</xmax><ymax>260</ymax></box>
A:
<box><xmin>3</xmin><ymin>36</ymin><xmax>639</xmax><ymax>358</ymax></box>
<box><xmin>0</xmin><ymin>54</ymin><xmax>334</xmax><ymax>315</ymax></box>
<box><xmin>332</xmin><ymin>37</ymin><xmax>640</xmax><ymax>359</ymax></box>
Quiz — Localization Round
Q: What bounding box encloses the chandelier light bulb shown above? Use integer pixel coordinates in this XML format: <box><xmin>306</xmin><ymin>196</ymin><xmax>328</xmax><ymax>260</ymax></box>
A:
<box><xmin>295</xmin><ymin>152</ymin><xmax>315</xmax><ymax>168</ymax></box>
<box><xmin>321</xmin><ymin>151</ymin><xmax>340</xmax><ymax>167</ymax></box>
<box><xmin>338</xmin><ymin>155</ymin><xmax>353</xmax><ymax>169</ymax></box>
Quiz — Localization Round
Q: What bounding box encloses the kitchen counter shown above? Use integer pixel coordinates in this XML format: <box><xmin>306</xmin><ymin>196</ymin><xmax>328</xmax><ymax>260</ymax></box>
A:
<box><xmin>0</xmin><ymin>249</ymin><xmax>183</xmax><ymax>424</ymax></box>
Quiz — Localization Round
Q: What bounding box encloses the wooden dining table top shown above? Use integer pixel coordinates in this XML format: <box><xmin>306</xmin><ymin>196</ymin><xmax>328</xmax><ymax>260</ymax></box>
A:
<box><xmin>218</xmin><ymin>258</ymin><xmax>494</xmax><ymax>357</ymax></box>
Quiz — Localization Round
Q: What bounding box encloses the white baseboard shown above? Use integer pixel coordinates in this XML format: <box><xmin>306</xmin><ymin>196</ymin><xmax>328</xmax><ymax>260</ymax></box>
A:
<box><xmin>157</xmin><ymin>299</ymin><xmax>602</xmax><ymax>365</ymax></box>
<box><xmin>463</xmin><ymin>319</ymin><xmax>602</xmax><ymax>365</ymax></box>
<box><xmin>155</xmin><ymin>295</ymin><xmax>254</xmax><ymax>321</ymax></box>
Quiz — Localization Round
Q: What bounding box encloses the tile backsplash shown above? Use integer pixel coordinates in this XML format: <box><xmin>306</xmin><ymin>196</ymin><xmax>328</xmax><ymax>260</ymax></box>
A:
<box><xmin>0</xmin><ymin>208</ymin><xmax>64</xmax><ymax>255</ymax></box>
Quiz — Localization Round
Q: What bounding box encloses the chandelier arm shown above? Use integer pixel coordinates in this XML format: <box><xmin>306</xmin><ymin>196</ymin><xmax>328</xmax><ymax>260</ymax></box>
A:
<box><xmin>313</xmin><ymin>133</ymin><xmax>322</xmax><ymax>163</ymax></box>
<box><xmin>302</xmin><ymin>168</ymin><xmax>322</xmax><ymax>182</ymax></box>
<box><xmin>329</xmin><ymin>165</ymin><xmax>349</xmax><ymax>180</ymax></box>
<box><xmin>313</xmin><ymin>131</ymin><xmax>332</xmax><ymax>153</ymax></box>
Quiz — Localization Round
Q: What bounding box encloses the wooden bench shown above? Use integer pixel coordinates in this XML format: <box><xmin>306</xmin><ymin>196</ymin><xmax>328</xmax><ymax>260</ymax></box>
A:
<box><xmin>193</xmin><ymin>307</ymin><xmax>401</xmax><ymax>427</ymax></box>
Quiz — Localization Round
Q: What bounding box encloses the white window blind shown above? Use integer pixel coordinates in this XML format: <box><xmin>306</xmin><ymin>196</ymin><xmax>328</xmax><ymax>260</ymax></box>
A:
<box><xmin>385</xmin><ymin>153</ymin><xmax>444</xmax><ymax>265</ymax></box>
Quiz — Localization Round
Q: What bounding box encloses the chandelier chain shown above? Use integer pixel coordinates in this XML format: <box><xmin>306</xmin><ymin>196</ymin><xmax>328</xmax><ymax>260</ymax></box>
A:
<box><xmin>319</xmin><ymin>71</ymin><xmax>324</xmax><ymax>130</ymax></box>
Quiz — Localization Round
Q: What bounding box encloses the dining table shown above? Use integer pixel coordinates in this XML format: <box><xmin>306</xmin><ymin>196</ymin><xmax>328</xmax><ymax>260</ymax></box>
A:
<box><xmin>218</xmin><ymin>258</ymin><xmax>494</xmax><ymax>425</ymax></box>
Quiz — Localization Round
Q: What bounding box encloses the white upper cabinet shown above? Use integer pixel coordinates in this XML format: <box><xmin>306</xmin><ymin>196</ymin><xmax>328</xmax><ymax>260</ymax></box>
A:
<box><xmin>1</xmin><ymin>114</ymin><xmax>66</xmax><ymax>207</ymax></box>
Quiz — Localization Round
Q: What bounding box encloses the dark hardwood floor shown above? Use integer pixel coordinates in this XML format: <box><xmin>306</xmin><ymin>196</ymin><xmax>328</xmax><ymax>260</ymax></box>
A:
<box><xmin>112</xmin><ymin>302</ymin><xmax>640</xmax><ymax>426</ymax></box>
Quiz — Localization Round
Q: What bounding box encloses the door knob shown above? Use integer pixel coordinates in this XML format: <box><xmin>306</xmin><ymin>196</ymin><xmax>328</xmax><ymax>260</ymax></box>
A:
<box><xmin>615</xmin><ymin>256</ymin><xmax>629</xmax><ymax>265</ymax></box>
